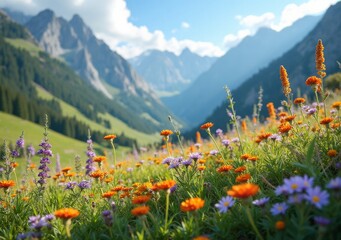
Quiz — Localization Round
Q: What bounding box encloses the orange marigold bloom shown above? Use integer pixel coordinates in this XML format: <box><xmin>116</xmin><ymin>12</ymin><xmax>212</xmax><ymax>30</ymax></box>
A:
<box><xmin>111</xmin><ymin>186</ymin><xmax>124</xmax><ymax>192</ymax></box>
<box><xmin>266</xmin><ymin>102</ymin><xmax>276</xmax><ymax>120</ymax></box>
<box><xmin>89</xmin><ymin>170</ymin><xmax>105</xmax><ymax>179</ymax></box>
<box><xmin>22</xmin><ymin>197</ymin><xmax>30</xmax><ymax>202</ymax></box>
<box><xmin>227</xmin><ymin>183</ymin><xmax>259</xmax><ymax>199</ymax></box>
<box><xmin>236</xmin><ymin>173</ymin><xmax>251</xmax><ymax>183</ymax></box>
<box><xmin>241</xmin><ymin>120</ymin><xmax>247</xmax><ymax>132</ymax></box>
<box><xmin>275</xmin><ymin>220</ymin><xmax>286</xmax><ymax>230</ymax></box>
<box><xmin>217</xmin><ymin>165</ymin><xmax>234</xmax><ymax>173</ymax></box>
<box><xmin>200</xmin><ymin>122</ymin><xmax>214</xmax><ymax>130</ymax></box>
<box><xmin>153</xmin><ymin>180</ymin><xmax>176</xmax><ymax>191</ymax></box>
<box><xmin>257</xmin><ymin>133</ymin><xmax>272</xmax><ymax>141</ymax></box>
<box><xmin>64</xmin><ymin>172</ymin><xmax>76</xmax><ymax>178</ymax></box>
<box><xmin>280</xmin><ymin>65</ymin><xmax>291</xmax><ymax>96</ymax></box>
<box><xmin>196</xmin><ymin>131</ymin><xmax>202</xmax><ymax>144</ymax></box>
<box><xmin>28</xmin><ymin>163</ymin><xmax>36</xmax><ymax>170</ymax></box>
<box><xmin>320</xmin><ymin>117</ymin><xmax>333</xmax><ymax>125</ymax></box>
<box><xmin>240</xmin><ymin>154</ymin><xmax>251</xmax><ymax>160</ymax></box>
<box><xmin>198</xmin><ymin>166</ymin><xmax>206</xmax><ymax>171</ymax></box>
<box><xmin>61</xmin><ymin>167</ymin><xmax>72</xmax><ymax>173</ymax></box>
<box><xmin>102</xmin><ymin>191</ymin><xmax>116</xmax><ymax>199</ymax></box>
<box><xmin>293</xmin><ymin>98</ymin><xmax>306</xmax><ymax>104</ymax></box>
<box><xmin>284</xmin><ymin>115</ymin><xmax>296</xmax><ymax>122</ymax></box>
<box><xmin>331</xmin><ymin>123</ymin><xmax>340</xmax><ymax>129</ymax></box>
<box><xmin>278</xmin><ymin>122</ymin><xmax>292</xmax><ymax>133</ymax></box>
<box><xmin>193</xmin><ymin>236</ymin><xmax>211</xmax><ymax>240</ymax></box>
<box><xmin>234</xmin><ymin>166</ymin><xmax>247</xmax><ymax>173</ymax></box>
<box><xmin>132</xmin><ymin>195</ymin><xmax>151</xmax><ymax>204</ymax></box>
<box><xmin>305</xmin><ymin>76</ymin><xmax>322</xmax><ymax>86</ymax></box>
<box><xmin>93</xmin><ymin>156</ymin><xmax>106</xmax><ymax>162</ymax></box>
<box><xmin>104</xmin><ymin>134</ymin><xmax>117</xmax><ymax>140</ymax></box>
<box><xmin>10</xmin><ymin>162</ymin><xmax>19</xmax><ymax>168</ymax></box>
<box><xmin>0</xmin><ymin>180</ymin><xmax>15</xmax><ymax>189</ymax></box>
<box><xmin>327</xmin><ymin>149</ymin><xmax>338</xmax><ymax>157</ymax></box>
<box><xmin>160</xmin><ymin>129</ymin><xmax>173</xmax><ymax>136</ymax></box>
<box><xmin>54</xmin><ymin>208</ymin><xmax>80</xmax><ymax>219</ymax></box>
<box><xmin>278</xmin><ymin>112</ymin><xmax>288</xmax><ymax>118</ymax></box>
<box><xmin>332</xmin><ymin>101</ymin><xmax>341</xmax><ymax>109</ymax></box>
<box><xmin>131</xmin><ymin>205</ymin><xmax>150</xmax><ymax>216</ymax></box>
<box><xmin>104</xmin><ymin>177</ymin><xmax>113</xmax><ymax>183</ymax></box>
<box><xmin>180</xmin><ymin>197</ymin><xmax>205</xmax><ymax>212</ymax></box>
<box><xmin>315</xmin><ymin>39</ymin><xmax>326</xmax><ymax>74</ymax></box>
<box><xmin>248</xmin><ymin>156</ymin><xmax>259</xmax><ymax>161</ymax></box>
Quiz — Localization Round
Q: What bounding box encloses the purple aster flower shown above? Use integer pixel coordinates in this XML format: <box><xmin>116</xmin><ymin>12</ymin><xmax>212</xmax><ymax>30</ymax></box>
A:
<box><xmin>301</xmin><ymin>175</ymin><xmax>314</xmax><ymax>191</ymax></box>
<box><xmin>127</xmin><ymin>167</ymin><xmax>133</xmax><ymax>172</ymax></box>
<box><xmin>85</xmin><ymin>134</ymin><xmax>96</xmax><ymax>176</ymax></box>
<box><xmin>269</xmin><ymin>134</ymin><xmax>282</xmax><ymax>141</ymax></box>
<box><xmin>28</xmin><ymin>214</ymin><xmax>54</xmax><ymax>230</ymax></box>
<box><xmin>326</xmin><ymin>177</ymin><xmax>341</xmax><ymax>190</ymax></box>
<box><xmin>78</xmin><ymin>180</ymin><xmax>91</xmax><ymax>190</ymax></box>
<box><xmin>169</xmin><ymin>157</ymin><xmax>182</xmax><ymax>169</ymax></box>
<box><xmin>65</xmin><ymin>181</ymin><xmax>77</xmax><ymax>190</ymax></box>
<box><xmin>102</xmin><ymin>210</ymin><xmax>113</xmax><ymax>227</ymax></box>
<box><xmin>222</xmin><ymin>139</ymin><xmax>230</xmax><ymax>147</ymax></box>
<box><xmin>314</xmin><ymin>216</ymin><xmax>331</xmax><ymax>226</ymax></box>
<box><xmin>17</xmin><ymin>232</ymin><xmax>42</xmax><ymax>240</ymax></box>
<box><xmin>182</xmin><ymin>158</ymin><xmax>193</xmax><ymax>167</ymax></box>
<box><xmin>252</xmin><ymin>197</ymin><xmax>270</xmax><ymax>207</ymax></box>
<box><xmin>162</xmin><ymin>157</ymin><xmax>174</xmax><ymax>165</ymax></box>
<box><xmin>288</xmin><ymin>193</ymin><xmax>305</xmax><ymax>204</ymax></box>
<box><xmin>283</xmin><ymin>176</ymin><xmax>305</xmax><ymax>194</ymax></box>
<box><xmin>189</xmin><ymin>152</ymin><xmax>202</xmax><ymax>161</ymax></box>
<box><xmin>194</xmin><ymin>143</ymin><xmax>201</xmax><ymax>149</ymax></box>
<box><xmin>11</xmin><ymin>150</ymin><xmax>20</xmax><ymax>158</ymax></box>
<box><xmin>302</xmin><ymin>105</ymin><xmax>310</xmax><ymax>111</ymax></box>
<box><xmin>305</xmin><ymin>186</ymin><xmax>329</xmax><ymax>209</ymax></box>
<box><xmin>231</xmin><ymin>138</ymin><xmax>239</xmax><ymax>143</ymax></box>
<box><xmin>27</xmin><ymin>145</ymin><xmax>35</xmax><ymax>157</ymax></box>
<box><xmin>210</xmin><ymin>150</ymin><xmax>219</xmax><ymax>156</ymax></box>
<box><xmin>307</xmin><ymin>108</ymin><xmax>317</xmax><ymax>115</ymax></box>
<box><xmin>275</xmin><ymin>184</ymin><xmax>289</xmax><ymax>196</ymax></box>
<box><xmin>215</xmin><ymin>196</ymin><xmax>235</xmax><ymax>213</ymax></box>
<box><xmin>16</xmin><ymin>137</ymin><xmax>25</xmax><ymax>149</ymax></box>
<box><xmin>216</xmin><ymin>128</ymin><xmax>223</xmax><ymax>137</ymax></box>
<box><xmin>270</xmin><ymin>202</ymin><xmax>289</xmax><ymax>216</ymax></box>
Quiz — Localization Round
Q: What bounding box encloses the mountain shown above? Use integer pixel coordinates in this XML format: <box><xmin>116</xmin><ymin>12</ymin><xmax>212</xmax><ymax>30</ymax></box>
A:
<box><xmin>0</xmin><ymin>8</ymin><xmax>32</xmax><ymax>25</ymax></box>
<box><xmin>192</xmin><ymin>1</ymin><xmax>341</xmax><ymax>134</ymax></box>
<box><xmin>129</xmin><ymin>48</ymin><xmax>217</xmax><ymax>93</ymax></box>
<box><xmin>24</xmin><ymin>9</ymin><xmax>172</xmax><ymax>129</ymax></box>
<box><xmin>163</xmin><ymin>14</ymin><xmax>322</xmax><ymax>126</ymax></box>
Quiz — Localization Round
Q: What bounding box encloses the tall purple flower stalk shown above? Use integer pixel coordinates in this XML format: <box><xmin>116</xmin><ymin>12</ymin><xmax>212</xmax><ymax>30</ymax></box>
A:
<box><xmin>37</xmin><ymin>115</ymin><xmax>52</xmax><ymax>190</ymax></box>
<box><xmin>11</xmin><ymin>132</ymin><xmax>25</xmax><ymax>158</ymax></box>
<box><xmin>85</xmin><ymin>130</ymin><xmax>96</xmax><ymax>176</ymax></box>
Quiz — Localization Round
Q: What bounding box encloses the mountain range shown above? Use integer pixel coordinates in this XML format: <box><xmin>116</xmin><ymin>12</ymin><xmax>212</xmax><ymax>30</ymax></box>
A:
<box><xmin>188</xmin><ymin>1</ymin><xmax>341</xmax><ymax>135</ymax></box>
<box><xmin>129</xmin><ymin>48</ymin><xmax>217</xmax><ymax>94</ymax></box>
<box><xmin>163</xmin><ymin>14</ymin><xmax>322</xmax><ymax>126</ymax></box>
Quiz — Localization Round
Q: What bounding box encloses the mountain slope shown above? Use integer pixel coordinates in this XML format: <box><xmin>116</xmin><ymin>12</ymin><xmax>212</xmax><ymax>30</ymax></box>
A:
<box><xmin>130</xmin><ymin>48</ymin><xmax>217</xmax><ymax>93</ymax></box>
<box><xmin>194</xmin><ymin>1</ymin><xmax>341</xmax><ymax>133</ymax></box>
<box><xmin>24</xmin><ymin>9</ymin><xmax>172</xmax><ymax>129</ymax></box>
<box><xmin>163</xmin><ymin>14</ymin><xmax>322</xmax><ymax>126</ymax></box>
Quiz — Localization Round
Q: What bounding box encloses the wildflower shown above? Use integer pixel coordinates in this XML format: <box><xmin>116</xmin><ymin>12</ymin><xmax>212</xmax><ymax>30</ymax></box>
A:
<box><xmin>241</xmin><ymin>120</ymin><xmax>247</xmax><ymax>132</ymax></box>
<box><xmin>162</xmin><ymin>157</ymin><xmax>174</xmax><ymax>165</ymax></box>
<box><xmin>326</xmin><ymin>177</ymin><xmax>341</xmax><ymax>190</ymax></box>
<box><xmin>217</xmin><ymin>165</ymin><xmax>233</xmax><ymax>173</ymax></box>
<box><xmin>270</xmin><ymin>202</ymin><xmax>289</xmax><ymax>216</ymax></box>
<box><xmin>200</xmin><ymin>122</ymin><xmax>214</xmax><ymax>130</ymax></box>
<box><xmin>216</xmin><ymin>128</ymin><xmax>223</xmax><ymax>136</ymax></box>
<box><xmin>278</xmin><ymin>122</ymin><xmax>292</xmax><ymax>134</ymax></box>
<box><xmin>65</xmin><ymin>181</ymin><xmax>77</xmax><ymax>190</ymax></box>
<box><xmin>314</xmin><ymin>216</ymin><xmax>331</xmax><ymax>226</ymax></box>
<box><xmin>209</xmin><ymin>150</ymin><xmax>219</xmax><ymax>156</ymax></box>
<box><xmin>198</xmin><ymin>165</ymin><xmax>206</xmax><ymax>171</ymax></box>
<box><xmin>222</xmin><ymin>139</ymin><xmax>230</xmax><ymax>147</ymax></box>
<box><xmin>266</xmin><ymin>102</ymin><xmax>276</xmax><ymax>120</ymax></box>
<box><xmin>320</xmin><ymin>117</ymin><xmax>333</xmax><ymax>125</ymax></box>
<box><xmin>54</xmin><ymin>208</ymin><xmax>80</xmax><ymax>219</ymax></box>
<box><xmin>280</xmin><ymin>65</ymin><xmax>291</xmax><ymax>96</ymax></box>
<box><xmin>332</xmin><ymin>101</ymin><xmax>341</xmax><ymax>109</ymax></box>
<box><xmin>153</xmin><ymin>180</ymin><xmax>176</xmax><ymax>191</ymax></box>
<box><xmin>315</xmin><ymin>39</ymin><xmax>326</xmax><ymax>77</ymax></box>
<box><xmin>241</xmin><ymin>154</ymin><xmax>251</xmax><ymax>160</ymax></box>
<box><xmin>215</xmin><ymin>196</ymin><xmax>235</xmax><ymax>213</ymax></box>
<box><xmin>62</xmin><ymin>167</ymin><xmax>72</xmax><ymax>173</ymax></box>
<box><xmin>193</xmin><ymin>236</ymin><xmax>210</xmax><ymax>240</ymax></box>
<box><xmin>236</xmin><ymin>173</ymin><xmax>251</xmax><ymax>183</ymax></box>
<box><xmin>269</xmin><ymin>134</ymin><xmax>282</xmax><ymax>141</ymax></box>
<box><xmin>234</xmin><ymin>166</ymin><xmax>247</xmax><ymax>173</ymax></box>
<box><xmin>305</xmin><ymin>186</ymin><xmax>329</xmax><ymax>209</ymax></box>
<box><xmin>227</xmin><ymin>183</ymin><xmax>259</xmax><ymax>199</ymax></box>
<box><xmin>327</xmin><ymin>149</ymin><xmax>337</xmax><ymax>157</ymax></box>
<box><xmin>275</xmin><ymin>220</ymin><xmax>285</xmax><ymax>230</ymax></box>
<box><xmin>85</xmin><ymin>136</ymin><xmax>96</xmax><ymax>176</ymax></box>
<box><xmin>160</xmin><ymin>129</ymin><xmax>173</xmax><ymax>137</ymax></box>
<box><xmin>0</xmin><ymin>180</ymin><xmax>15</xmax><ymax>189</ymax></box>
<box><xmin>132</xmin><ymin>195</ymin><xmax>151</xmax><ymax>204</ymax></box>
<box><xmin>182</xmin><ymin>159</ymin><xmax>193</xmax><ymax>167</ymax></box>
<box><xmin>93</xmin><ymin>156</ymin><xmax>106</xmax><ymax>163</ymax></box>
<box><xmin>102</xmin><ymin>191</ymin><xmax>116</xmax><ymax>199</ymax></box>
<box><xmin>102</xmin><ymin>210</ymin><xmax>113</xmax><ymax>227</ymax></box>
<box><xmin>28</xmin><ymin>214</ymin><xmax>54</xmax><ymax>230</ymax></box>
<box><xmin>283</xmin><ymin>176</ymin><xmax>307</xmax><ymax>194</ymax></box>
<box><xmin>252</xmin><ymin>197</ymin><xmax>270</xmax><ymax>207</ymax></box>
<box><xmin>27</xmin><ymin>145</ymin><xmax>35</xmax><ymax>157</ymax></box>
<box><xmin>131</xmin><ymin>206</ymin><xmax>150</xmax><ymax>216</ymax></box>
<box><xmin>78</xmin><ymin>180</ymin><xmax>91</xmax><ymax>190</ymax></box>
<box><xmin>294</xmin><ymin>98</ymin><xmax>306</xmax><ymax>104</ymax></box>
<box><xmin>90</xmin><ymin>170</ymin><xmax>105</xmax><ymax>179</ymax></box>
<box><xmin>189</xmin><ymin>152</ymin><xmax>202</xmax><ymax>161</ymax></box>
<box><xmin>169</xmin><ymin>157</ymin><xmax>182</xmax><ymax>169</ymax></box>
<box><xmin>305</xmin><ymin>76</ymin><xmax>322</xmax><ymax>86</ymax></box>
<box><xmin>180</xmin><ymin>197</ymin><xmax>205</xmax><ymax>212</ymax></box>
<box><xmin>104</xmin><ymin>134</ymin><xmax>116</xmax><ymax>140</ymax></box>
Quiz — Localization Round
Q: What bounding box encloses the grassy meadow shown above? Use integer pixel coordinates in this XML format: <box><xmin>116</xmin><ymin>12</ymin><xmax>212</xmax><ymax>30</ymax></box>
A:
<box><xmin>0</xmin><ymin>40</ymin><xmax>341</xmax><ymax>240</ymax></box>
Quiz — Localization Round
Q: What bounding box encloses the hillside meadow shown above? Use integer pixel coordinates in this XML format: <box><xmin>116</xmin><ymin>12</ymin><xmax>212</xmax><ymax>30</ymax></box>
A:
<box><xmin>0</xmin><ymin>40</ymin><xmax>341</xmax><ymax>240</ymax></box>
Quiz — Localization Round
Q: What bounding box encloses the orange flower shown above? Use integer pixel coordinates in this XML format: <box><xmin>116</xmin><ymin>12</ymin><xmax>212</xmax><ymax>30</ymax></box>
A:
<box><xmin>200</xmin><ymin>122</ymin><xmax>214</xmax><ymax>130</ymax></box>
<box><xmin>89</xmin><ymin>170</ymin><xmax>105</xmax><ymax>179</ymax></box>
<box><xmin>327</xmin><ymin>149</ymin><xmax>337</xmax><ymax>157</ymax></box>
<box><xmin>131</xmin><ymin>205</ymin><xmax>150</xmax><ymax>216</ymax></box>
<box><xmin>111</xmin><ymin>186</ymin><xmax>124</xmax><ymax>192</ymax></box>
<box><xmin>0</xmin><ymin>180</ymin><xmax>15</xmax><ymax>189</ymax></box>
<box><xmin>320</xmin><ymin>117</ymin><xmax>333</xmax><ymax>125</ymax></box>
<box><xmin>234</xmin><ymin>166</ymin><xmax>247</xmax><ymax>173</ymax></box>
<box><xmin>180</xmin><ymin>197</ymin><xmax>205</xmax><ymax>212</ymax></box>
<box><xmin>198</xmin><ymin>166</ymin><xmax>206</xmax><ymax>171</ymax></box>
<box><xmin>61</xmin><ymin>167</ymin><xmax>72</xmax><ymax>173</ymax></box>
<box><xmin>293</xmin><ymin>98</ymin><xmax>306</xmax><ymax>104</ymax></box>
<box><xmin>196</xmin><ymin>131</ymin><xmax>202</xmax><ymax>144</ymax></box>
<box><xmin>284</xmin><ymin>115</ymin><xmax>296</xmax><ymax>122</ymax></box>
<box><xmin>227</xmin><ymin>183</ymin><xmax>259</xmax><ymax>199</ymax></box>
<box><xmin>280</xmin><ymin>65</ymin><xmax>291</xmax><ymax>96</ymax></box>
<box><xmin>236</xmin><ymin>173</ymin><xmax>251</xmax><ymax>183</ymax></box>
<box><xmin>193</xmin><ymin>236</ymin><xmax>211</xmax><ymax>240</ymax></box>
<box><xmin>153</xmin><ymin>180</ymin><xmax>176</xmax><ymax>191</ymax></box>
<box><xmin>102</xmin><ymin>191</ymin><xmax>116</xmax><ymax>199</ymax></box>
<box><xmin>278</xmin><ymin>122</ymin><xmax>292</xmax><ymax>134</ymax></box>
<box><xmin>132</xmin><ymin>195</ymin><xmax>151</xmax><ymax>204</ymax></box>
<box><xmin>240</xmin><ymin>154</ymin><xmax>251</xmax><ymax>160</ymax></box>
<box><xmin>28</xmin><ymin>163</ymin><xmax>36</xmax><ymax>170</ymax></box>
<box><xmin>266</xmin><ymin>102</ymin><xmax>276</xmax><ymax>120</ymax></box>
<box><xmin>104</xmin><ymin>134</ymin><xmax>117</xmax><ymax>140</ymax></box>
<box><xmin>315</xmin><ymin>39</ymin><xmax>326</xmax><ymax>77</ymax></box>
<box><xmin>104</xmin><ymin>177</ymin><xmax>113</xmax><ymax>183</ymax></box>
<box><xmin>248</xmin><ymin>156</ymin><xmax>259</xmax><ymax>162</ymax></box>
<box><xmin>54</xmin><ymin>208</ymin><xmax>80</xmax><ymax>219</ymax></box>
<box><xmin>241</xmin><ymin>120</ymin><xmax>247</xmax><ymax>132</ymax></box>
<box><xmin>217</xmin><ymin>165</ymin><xmax>234</xmax><ymax>173</ymax></box>
<box><xmin>305</xmin><ymin>76</ymin><xmax>322</xmax><ymax>86</ymax></box>
<box><xmin>278</xmin><ymin>112</ymin><xmax>288</xmax><ymax>118</ymax></box>
<box><xmin>160</xmin><ymin>129</ymin><xmax>173</xmax><ymax>137</ymax></box>
<box><xmin>93</xmin><ymin>156</ymin><xmax>106</xmax><ymax>163</ymax></box>
<box><xmin>332</xmin><ymin>101</ymin><xmax>341</xmax><ymax>109</ymax></box>
<box><xmin>64</xmin><ymin>172</ymin><xmax>76</xmax><ymax>178</ymax></box>
<box><xmin>331</xmin><ymin>123</ymin><xmax>340</xmax><ymax>129</ymax></box>
<box><xmin>275</xmin><ymin>220</ymin><xmax>286</xmax><ymax>230</ymax></box>
<box><xmin>10</xmin><ymin>162</ymin><xmax>19</xmax><ymax>168</ymax></box>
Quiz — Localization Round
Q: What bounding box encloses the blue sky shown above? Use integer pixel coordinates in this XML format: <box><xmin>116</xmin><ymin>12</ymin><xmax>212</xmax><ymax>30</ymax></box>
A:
<box><xmin>0</xmin><ymin>0</ymin><xmax>339</xmax><ymax>58</ymax></box>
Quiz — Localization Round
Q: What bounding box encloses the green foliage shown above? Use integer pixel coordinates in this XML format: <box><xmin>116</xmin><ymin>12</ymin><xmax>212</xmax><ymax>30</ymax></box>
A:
<box><xmin>325</xmin><ymin>72</ymin><xmax>341</xmax><ymax>90</ymax></box>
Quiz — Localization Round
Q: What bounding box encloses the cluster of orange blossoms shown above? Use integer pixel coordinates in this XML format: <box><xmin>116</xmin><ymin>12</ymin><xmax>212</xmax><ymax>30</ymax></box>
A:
<box><xmin>227</xmin><ymin>183</ymin><xmax>259</xmax><ymax>199</ymax></box>
<box><xmin>315</xmin><ymin>39</ymin><xmax>326</xmax><ymax>77</ymax></box>
<box><xmin>0</xmin><ymin>180</ymin><xmax>15</xmax><ymax>189</ymax></box>
<box><xmin>240</xmin><ymin>154</ymin><xmax>259</xmax><ymax>162</ymax></box>
<box><xmin>54</xmin><ymin>208</ymin><xmax>80</xmax><ymax>220</ymax></box>
<box><xmin>180</xmin><ymin>197</ymin><xmax>205</xmax><ymax>212</ymax></box>
<box><xmin>266</xmin><ymin>102</ymin><xmax>276</xmax><ymax>120</ymax></box>
<box><xmin>279</xmin><ymin>65</ymin><xmax>291</xmax><ymax>96</ymax></box>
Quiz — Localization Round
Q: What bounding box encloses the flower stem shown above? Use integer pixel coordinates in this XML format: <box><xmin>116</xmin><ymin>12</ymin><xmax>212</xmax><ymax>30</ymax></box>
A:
<box><xmin>245</xmin><ymin>206</ymin><xmax>264</xmax><ymax>240</ymax></box>
<box><xmin>207</xmin><ymin>130</ymin><xmax>226</xmax><ymax>162</ymax></box>
<box><xmin>164</xmin><ymin>190</ymin><xmax>170</xmax><ymax>229</ymax></box>
<box><xmin>110</xmin><ymin>140</ymin><xmax>117</xmax><ymax>167</ymax></box>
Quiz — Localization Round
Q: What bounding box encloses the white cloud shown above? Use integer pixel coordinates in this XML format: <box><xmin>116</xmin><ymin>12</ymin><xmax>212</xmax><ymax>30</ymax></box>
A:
<box><xmin>181</xmin><ymin>21</ymin><xmax>190</xmax><ymax>29</ymax></box>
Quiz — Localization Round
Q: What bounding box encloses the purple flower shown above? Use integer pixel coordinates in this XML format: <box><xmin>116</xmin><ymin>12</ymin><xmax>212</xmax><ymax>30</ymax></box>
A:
<box><xmin>16</xmin><ymin>137</ymin><xmax>25</xmax><ymax>148</ymax></box>
<box><xmin>307</xmin><ymin>108</ymin><xmax>317</xmax><ymax>115</ymax></box>
<box><xmin>28</xmin><ymin>214</ymin><xmax>54</xmax><ymax>230</ymax></box>
<box><xmin>11</xmin><ymin>150</ymin><xmax>20</xmax><ymax>158</ymax></box>
<box><xmin>215</xmin><ymin>196</ymin><xmax>235</xmax><ymax>213</ymax></box>
<box><xmin>102</xmin><ymin>210</ymin><xmax>113</xmax><ymax>227</ymax></box>
<box><xmin>162</xmin><ymin>157</ymin><xmax>174</xmax><ymax>165</ymax></box>
<box><xmin>170</xmin><ymin>184</ymin><xmax>177</xmax><ymax>193</ymax></box>
<box><xmin>182</xmin><ymin>158</ymin><xmax>193</xmax><ymax>167</ymax></box>
<box><xmin>209</xmin><ymin>150</ymin><xmax>219</xmax><ymax>156</ymax></box>
<box><xmin>301</xmin><ymin>175</ymin><xmax>314</xmax><ymax>191</ymax></box>
<box><xmin>78</xmin><ymin>180</ymin><xmax>91</xmax><ymax>190</ymax></box>
<box><xmin>252</xmin><ymin>197</ymin><xmax>270</xmax><ymax>207</ymax></box>
<box><xmin>127</xmin><ymin>167</ymin><xmax>133</xmax><ymax>172</ymax></box>
<box><xmin>65</xmin><ymin>181</ymin><xmax>77</xmax><ymax>190</ymax></box>
<box><xmin>314</xmin><ymin>216</ymin><xmax>331</xmax><ymax>226</ymax></box>
<box><xmin>216</xmin><ymin>129</ymin><xmax>223</xmax><ymax>137</ymax></box>
<box><xmin>275</xmin><ymin>184</ymin><xmax>289</xmax><ymax>196</ymax></box>
<box><xmin>169</xmin><ymin>157</ymin><xmax>182</xmax><ymax>169</ymax></box>
<box><xmin>85</xmin><ymin>135</ymin><xmax>96</xmax><ymax>176</ymax></box>
<box><xmin>231</xmin><ymin>138</ymin><xmax>239</xmax><ymax>143</ymax></box>
<box><xmin>270</xmin><ymin>202</ymin><xmax>289</xmax><ymax>216</ymax></box>
<box><xmin>288</xmin><ymin>193</ymin><xmax>305</xmax><ymax>204</ymax></box>
<box><xmin>189</xmin><ymin>152</ymin><xmax>202</xmax><ymax>161</ymax></box>
<box><xmin>17</xmin><ymin>232</ymin><xmax>42</xmax><ymax>240</ymax></box>
<box><xmin>222</xmin><ymin>139</ymin><xmax>230</xmax><ymax>147</ymax></box>
<box><xmin>305</xmin><ymin>186</ymin><xmax>329</xmax><ymax>209</ymax></box>
<box><xmin>326</xmin><ymin>177</ymin><xmax>341</xmax><ymax>190</ymax></box>
<box><xmin>37</xmin><ymin>133</ymin><xmax>53</xmax><ymax>188</ymax></box>
<box><xmin>283</xmin><ymin>176</ymin><xmax>305</xmax><ymax>194</ymax></box>
<box><xmin>27</xmin><ymin>145</ymin><xmax>35</xmax><ymax>156</ymax></box>
<box><xmin>269</xmin><ymin>134</ymin><xmax>282</xmax><ymax>141</ymax></box>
